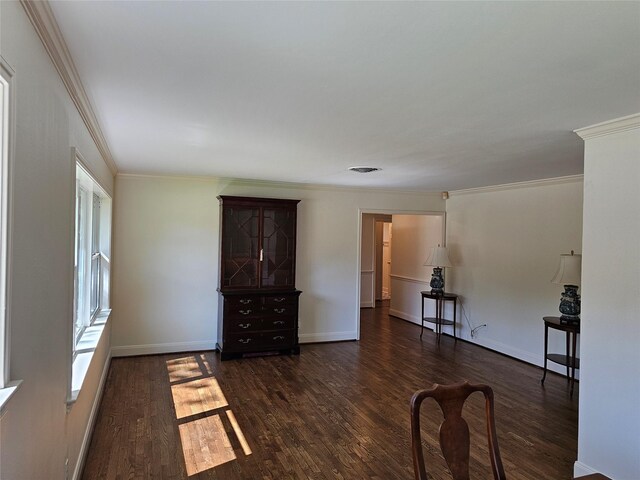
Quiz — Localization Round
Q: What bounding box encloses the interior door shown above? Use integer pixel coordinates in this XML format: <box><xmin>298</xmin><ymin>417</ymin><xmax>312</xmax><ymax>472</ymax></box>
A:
<box><xmin>382</xmin><ymin>222</ymin><xmax>392</xmax><ymax>299</ymax></box>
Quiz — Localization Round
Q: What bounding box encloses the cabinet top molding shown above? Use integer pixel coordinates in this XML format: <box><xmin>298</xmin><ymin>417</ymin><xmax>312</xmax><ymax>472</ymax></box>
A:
<box><xmin>217</xmin><ymin>195</ymin><xmax>301</xmax><ymax>206</ymax></box>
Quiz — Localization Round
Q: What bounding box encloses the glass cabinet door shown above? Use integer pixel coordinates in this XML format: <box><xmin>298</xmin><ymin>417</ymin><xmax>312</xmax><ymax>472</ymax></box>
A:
<box><xmin>261</xmin><ymin>207</ymin><xmax>296</xmax><ymax>288</ymax></box>
<box><xmin>221</xmin><ymin>206</ymin><xmax>260</xmax><ymax>288</ymax></box>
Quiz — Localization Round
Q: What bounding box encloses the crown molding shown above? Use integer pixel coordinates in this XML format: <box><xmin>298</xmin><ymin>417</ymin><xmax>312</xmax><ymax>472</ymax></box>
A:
<box><xmin>449</xmin><ymin>174</ymin><xmax>583</xmax><ymax>197</ymax></box>
<box><xmin>116</xmin><ymin>172</ymin><xmax>444</xmax><ymax>197</ymax></box>
<box><xmin>20</xmin><ymin>0</ymin><xmax>118</xmax><ymax>175</ymax></box>
<box><xmin>574</xmin><ymin>113</ymin><xmax>640</xmax><ymax>140</ymax></box>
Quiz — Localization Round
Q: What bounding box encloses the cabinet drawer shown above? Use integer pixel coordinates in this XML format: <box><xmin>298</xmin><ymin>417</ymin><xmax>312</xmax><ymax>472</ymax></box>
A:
<box><xmin>262</xmin><ymin>316</ymin><xmax>296</xmax><ymax>331</ymax></box>
<box><xmin>226</xmin><ymin>318</ymin><xmax>263</xmax><ymax>333</ymax></box>
<box><xmin>225</xmin><ymin>304</ymin><xmax>261</xmax><ymax>319</ymax></box>
<box><xmin>225</xmin><ymin>332</ymin><xmax>262</xmax><ymax>351</ymax></box>
<box><xmin>225</xmin><ymin>296</ymin><xmax>259</xmax><ymax>308</ymax></box>
<box><xmin>263</xmin><ymin>295</ymin><xmax>298</xmax><ymax>307</ymax></box>
<box><xmin>261</xmin><ymin>330</ymin><xmax>296</xmax><ymax>348</ymax></box>
<box><xmin>225</xmin><ymin>330</ymin><xmax>296</xmax><ymax>352</ymax></box>
<box><xmin>263</xmin><ymin>304</ymin><xmax>297</xmax><ymax>316</ymax></box>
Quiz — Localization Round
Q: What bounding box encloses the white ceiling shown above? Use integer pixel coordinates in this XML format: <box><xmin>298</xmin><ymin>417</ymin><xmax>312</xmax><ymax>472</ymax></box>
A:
<box><xmin>49</xmin><ymin>1</ymin><xmax>640</xmax><ymax>191</ymax></box>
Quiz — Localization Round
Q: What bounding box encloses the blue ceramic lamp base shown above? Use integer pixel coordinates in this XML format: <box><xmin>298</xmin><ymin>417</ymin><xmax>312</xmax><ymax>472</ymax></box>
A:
<box><xmin>430</xmin><ymin>267</ymin><xmax>445</xmax><ymax>295</ymax></box>
<box><xmin>559</xmin><ymin>284</ymin><xmax>580</xmax><ymax>324</ymax></box>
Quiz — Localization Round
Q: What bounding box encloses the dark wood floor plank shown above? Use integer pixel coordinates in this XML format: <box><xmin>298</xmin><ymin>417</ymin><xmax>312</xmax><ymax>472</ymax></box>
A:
<box><xmin>82</xmin><ymin>302</ymin><xmax>577</xmax><ymax>479</ymax></box>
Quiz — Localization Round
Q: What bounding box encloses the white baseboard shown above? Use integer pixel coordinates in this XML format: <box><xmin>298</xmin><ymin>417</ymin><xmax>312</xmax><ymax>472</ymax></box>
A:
<box><xmin>111</xmin><ymin>341</ymin><xmax>217</xmax><ymax>357</ymax></box>
<box><xmin>573</xmin><ymin>461</ymin><xmax>599</xmax><ymax>478</ymax></box>
<box><xmin>389</xmin><ymin>311</ymin><xmax>576</xmax><ymax>378</ymax></box>
<box><xmin>473</xmin><ymin>335</ymin><xmax>543</xmax><ymax>365</ymax></box>
<box><xmin>389</xmin><ymin>308</ymin><xmax>439</xmax><ymax>333</ymax></box>
<box><xmin>72</xmin><ymin>349</ymin><xmax>112</xmax><ymax>480</ymax></box>
<box><xmin>360</xmin><ymin>301</ymin><xmax>375</xmax><ymax>308</ymax></box>
<box><xmin>389</xmin><ymin>308</ymin><xmax>422</xmax><ymax>325</ymax></box>
<box><xmin>299</xmin><ymin>331</ymin><xmax>357</xmax><ymax>343</ymax></box>
<box><xmin>469</xmin><ymin>335</ymin><xmax>579</xmax><ymax>378</ymax></box>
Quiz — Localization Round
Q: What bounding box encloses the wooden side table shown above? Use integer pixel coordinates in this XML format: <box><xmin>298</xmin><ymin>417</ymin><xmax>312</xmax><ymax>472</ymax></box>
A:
<box><xmin>541</xmin><ymin>316</ymin><xmax>580</xmax><ymax>397</ymax></box>
<box><xmin>420</xmin><ymin>291</ymin><xmax>457</xmax><ymax>344</ymax></box>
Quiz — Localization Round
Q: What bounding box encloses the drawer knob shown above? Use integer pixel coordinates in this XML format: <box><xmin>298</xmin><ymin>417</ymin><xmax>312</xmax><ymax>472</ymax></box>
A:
<box><xmin>273</xmin><ymin>335</ymin><xmax>285</xmax><ymax>341</ymax></box>
<box><xmin>273</xmin><ymin>297</ymin><xmax>286</xmax><ymax>303</ymax></box>
<box><xmin>238</xmin><ymin>323</ymin><xmax>251</xmax><ymax>329</ymax></box>
<box><xmin>238</xmin><ymin>338</ymin><xmax>252</xmax><ymax>344</ymax></box>
<box><xmin>273</xmin><ymin>320</ymin><xmax>285</xmax><ymax>326</ymax></box>
<box><xmin>274</xmin><ymin>308</ymin><xmax>286</xmax><ymax>314</ymax></box>
<box><xmin>239</xmin><ymin>309</ymin><xmax>252</xmax><ymax>315</ymax></box>
<box><xmin>239</xmin><ymin>298</ymin><xmax>252</xmax><ymax>305</ymax></box>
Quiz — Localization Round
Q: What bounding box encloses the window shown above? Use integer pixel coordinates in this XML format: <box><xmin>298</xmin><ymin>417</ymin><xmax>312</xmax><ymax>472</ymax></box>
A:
<box><xmin>0</xmin><ymin>56</ymin><xmax>20</xmax><ymax>410</ymax></box>
<box><xmin>90</xmin><ymin>193</ymin><xmax>101</xmax><ymax>317</ymax></box>
<box><xmin>0</xmin><ymin>57</ymin><xmax>13</xmax><ymax>393</ymax></box>
<box><xmin>70</xmin><ymin>154</ymin><xmax>111</xmax><ymax>402</ymax></box>
<box><xmin>73</xmin><ymin>159</ymin><xmax>111</xmax><ymax>357</ymax></box>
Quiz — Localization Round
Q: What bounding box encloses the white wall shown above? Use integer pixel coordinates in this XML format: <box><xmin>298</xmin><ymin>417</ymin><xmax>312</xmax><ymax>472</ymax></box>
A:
<box><xmin>575</xmin><ymin>117</ymin><xmax>640</xmax><ymax>480</ymax></box>
<box><xmin>389</xmin><ymin>214</ymin><xmax>444</xmax><ymax>325</ymax></box>
<box><xmin>0</xmin><ymin>2</ymin><xmax>113</xmax><ymax>479</ymax></box>
<box><xmin>111</xmin><ymin>176</ymin><xmax>219</xmax><ymax>354</ymax></box>
<box><xmin>112</xmin><ymin>175</ymin><xmax>444</xmax><ymax>353</ymax></box>
<box><xmin>445</xmin><ymin>177</ymin><xmax>583</xmax><ymax>373</ymax></box>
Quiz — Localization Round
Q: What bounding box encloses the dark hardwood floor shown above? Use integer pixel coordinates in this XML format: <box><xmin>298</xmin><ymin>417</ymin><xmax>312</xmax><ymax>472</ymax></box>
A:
<box><xmin>82</xmin><ymin>302</ymin><xmax>578</xmax><ymax>479</ymax></box>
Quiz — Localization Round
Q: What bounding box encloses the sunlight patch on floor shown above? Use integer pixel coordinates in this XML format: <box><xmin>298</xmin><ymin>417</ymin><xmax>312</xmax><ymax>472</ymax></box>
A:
<box><xmin>171</xmin><ymin>377</ymin><xmax>229</xmax><ymax>419</ymax></box>
<box><xmin>179</xmin><ymin>414</ymin><xmax>236</xmax><ymax>474</ymax></box>
<box><xmin>167</xmin><ymin>354</ymin><xmax>213</xmax><ymax>383</ymax></box>
<box><xmin>166</xmin><ymin>355</ymin><xmax>252</xmax><ymax>476</ymax></box>
<box><xmin>227</xmin><ymin>409</ymin><xmax>252</xmax><ymax>456</ymax></box>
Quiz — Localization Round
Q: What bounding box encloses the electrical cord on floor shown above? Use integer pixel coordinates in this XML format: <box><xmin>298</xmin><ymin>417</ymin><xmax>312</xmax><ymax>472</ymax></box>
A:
<box><xmin>459</xmin><ymin>299</ymin><xmax>487</xmax><ymax>338</ymax></box>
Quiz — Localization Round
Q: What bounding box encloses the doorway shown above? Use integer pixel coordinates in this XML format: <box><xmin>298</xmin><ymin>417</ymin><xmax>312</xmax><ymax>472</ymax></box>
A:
<box><xmin>358</xmin><ymin>210</ymin><xmax>445</xmax><ymax>338</ymax></box>
<box><xmin>360</xmin><ymin>213</ymin><xmax>391</xmax><ymax>308</ymax></box>
<box><xmin>376</xmin><ymin>221</ymin><xmax>392</xmax><ymax>301</ymax></box>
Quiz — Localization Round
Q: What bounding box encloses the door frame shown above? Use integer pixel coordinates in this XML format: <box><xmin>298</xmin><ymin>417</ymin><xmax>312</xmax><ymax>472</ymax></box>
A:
<box><xmin>356</xmin><ymin>208</ymin><xmax>446</xmax><ymax>340</ymax></box>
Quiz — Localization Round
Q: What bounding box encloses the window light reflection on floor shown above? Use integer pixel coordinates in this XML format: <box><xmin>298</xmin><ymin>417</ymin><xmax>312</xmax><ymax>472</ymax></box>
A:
<box><xmin>178</xmin><ymin>414</ymin><xmax>236</xmax><ymax>474</ymax></box>
<box><xmin>166</xmin><ymin>355</ymin><xmax>252</xmax><ymax>476</ymax></box>
<box><xmin>227</xmin><ymin>409</ymin><xmax>252</xmax><ymax>456</ymax></box>
<box><xmin>171</xmin><ymin>377</ymin><xmax>228</xmax><ymax>419</ymax></box>
<box><xmin>166</xmin><ymin>354</ymin><xmax>213</xmax><ymax>383</ymax></box>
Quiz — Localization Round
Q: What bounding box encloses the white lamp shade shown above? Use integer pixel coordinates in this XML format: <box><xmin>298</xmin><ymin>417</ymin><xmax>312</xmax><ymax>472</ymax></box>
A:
<box><xmin>424</xmin><ymin>246</ymin><xmax>453</xmax><ymax>268</ymax></box>
<box><xmin>551</xmin><ymin>252</ymin><xmax>582</xmax><ymax>286</ymax></box>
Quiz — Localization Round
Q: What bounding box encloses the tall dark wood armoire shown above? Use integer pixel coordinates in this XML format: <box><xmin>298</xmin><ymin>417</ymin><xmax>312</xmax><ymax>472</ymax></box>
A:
<box><xmin>216</xmin><ymin>196</ymin><xmax>301</xmax><ymax>360</ymax></box>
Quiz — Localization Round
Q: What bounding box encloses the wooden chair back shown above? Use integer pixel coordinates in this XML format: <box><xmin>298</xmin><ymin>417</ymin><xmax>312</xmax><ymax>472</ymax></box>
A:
<box><xmin>410</xmin><ymin>381</ymin><xmax>506</xmax><ymax>480</ymax></box>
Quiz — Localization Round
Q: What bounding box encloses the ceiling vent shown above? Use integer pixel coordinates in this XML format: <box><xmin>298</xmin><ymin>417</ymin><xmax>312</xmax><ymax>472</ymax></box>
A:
<box><xmin>348</xmin><ymin>166</ymin><xmax>381</xmax><ymax>173</ymax></box>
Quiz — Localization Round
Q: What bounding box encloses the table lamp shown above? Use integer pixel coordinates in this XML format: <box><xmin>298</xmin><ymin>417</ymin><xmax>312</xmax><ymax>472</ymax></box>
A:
<box><xmin>551</xmin><ymin>250</ymin><xmax>582</xmax><ymax>324</ymax></box>
<box><xmin>424</xmin><ymin>245</ymin><xmax>452</xmax><ymax>295</ymax></box>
